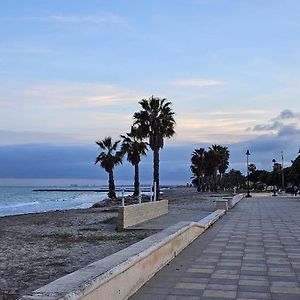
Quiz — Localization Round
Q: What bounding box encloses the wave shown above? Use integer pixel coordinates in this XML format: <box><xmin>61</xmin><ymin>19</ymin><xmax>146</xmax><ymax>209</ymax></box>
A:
<box><xmin>0</xmin><ymin>201</ymin><xmax>39</xmax><ymax>210</ymax></box>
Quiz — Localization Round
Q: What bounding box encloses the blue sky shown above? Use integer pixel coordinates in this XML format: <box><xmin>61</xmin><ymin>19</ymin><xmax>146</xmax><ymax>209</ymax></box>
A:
<box><xmin>0</xmin><ymin>0</ymin><xmax>300</xmax><ymax>185</ymax></box>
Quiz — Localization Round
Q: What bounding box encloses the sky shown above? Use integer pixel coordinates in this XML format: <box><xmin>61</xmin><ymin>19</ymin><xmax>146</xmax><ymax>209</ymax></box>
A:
<box><xmin>0</xmin><ymin>0</ymin><xmax>300</xmax><ymax>185</ymax></box>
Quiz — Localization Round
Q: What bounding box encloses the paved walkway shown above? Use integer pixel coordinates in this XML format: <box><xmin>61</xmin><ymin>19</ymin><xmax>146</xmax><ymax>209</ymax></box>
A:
<box><xmin>130</xmin><ymin>196</ymin><xmax>300</xmax><ymax>300</ymax></box>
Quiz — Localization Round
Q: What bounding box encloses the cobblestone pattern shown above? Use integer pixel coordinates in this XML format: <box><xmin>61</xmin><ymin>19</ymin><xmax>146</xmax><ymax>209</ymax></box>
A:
<box><xmin>130</xmin><ymin>196</ymin><xmax>300</xmax><ymax>299</ymax></box>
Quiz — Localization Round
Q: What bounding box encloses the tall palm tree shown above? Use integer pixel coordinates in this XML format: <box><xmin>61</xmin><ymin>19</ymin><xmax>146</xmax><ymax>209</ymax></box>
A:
<box><xmin>95</xmin><ymin>137</ymin><xmax>123</xmax><ymax>199</ymax></box>
<box><xmin>121</xmin><ymin>127</ymin><xmax>148</xmax><ymax>196</ymax></box>
<box><xmin>190</xmin><ymin>148</ymin><xmax>206</xmax><ymax>192</ymax></box>
<box><xmin>134</xmin><ymin>96</ymin><xmax>176</xmax><ymax>199</ymax></box>
<box><xmin>204</xmin><ymin>149</ymin><xmax>218</xmax><ymax>191</ymax></box>
<box><xmin>217</xmin><ymin>146</ymin><xmax>230</xmax><ymax>187</ymax></box>
<box><xmin>209</xmin><ymin>144</ymin><xmax>230</xmax><ymax>190</ymax></box>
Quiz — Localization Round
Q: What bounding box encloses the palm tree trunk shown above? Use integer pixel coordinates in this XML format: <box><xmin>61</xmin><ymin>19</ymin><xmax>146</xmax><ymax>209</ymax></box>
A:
<box><xmin>133</xmin><ymin>163</ymin><xmax>139</xmax><ymax>196</ymax></box>
<box><xmin>108</xmin><ymin>170</ymin><xmax>116</xmax><ymax>198</ymax></box>
<box><xmin>213</xmin><ymin>168</ymin><xmax>218</xmax><ymax>191</ymax></box>
<box><xmin>153</xmin><ymin>147</ymin><xmax>160</xmax><ymax>199</ymax></box>
<box><xmin>197</xmin><ymin>176</ymin><xmax>201</xmax><ymax>192</ymax></box>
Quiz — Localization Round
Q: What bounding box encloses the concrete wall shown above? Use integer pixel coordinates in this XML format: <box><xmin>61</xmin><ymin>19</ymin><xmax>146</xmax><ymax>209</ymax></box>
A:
<box><xmin>22</xmin><ymin>209</ymin><xmax>226</xmax><ymax>300</ymax></box>
<box><xmin>231</xmin><ymin>194</ymin><xmax>244</xmax><ymax>208</ymax></box>
<box><xmin>118</xmin><ymin>200</ymin><xmax>168</xmax><ymax>229</ymax></box>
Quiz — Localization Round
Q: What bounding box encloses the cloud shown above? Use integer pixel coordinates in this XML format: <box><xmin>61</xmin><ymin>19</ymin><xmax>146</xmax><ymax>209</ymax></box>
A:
<box><xmin>250</xmin><ymin>109</ymin><xmax>300</xmax><ymax>133</ymax></box>
<box><xmin>0</xmin><ymin>130</ymin><xmax>81</xmax><ymax>146</ymax></box>
<box><xmin>0</xmin><ymin>144</ymin><xmax>189</xmax><ymax>184</ymax></box>
<box><xmin>252</xmin><ymin>121</ymin><xmax>282</xmax><ymax>131</ymax></box>
<box><xmin>18</xmin><ymin>83</ymin><xmax>142</xmax><ymax>109</ymax></box>
<box><xmin>206</xmin><ymin>109</ymin><xmax>269</xmax><ymax>117</ymax></box>
<box><xmin>174</xmin><ymin>112</ymin><xmax>263</xmax><ymax>144</ymax></box>
<box><xmin>170</xmin><ymin>78</ymin><xmax>224</xmax><ymax>87</ymax></box>
<box><xmin>8</xmin><ymin>13</ymin><xmax>128</xmax><ymax>27</ymax></box>
<box><xmin>0</xmin><ymin>43</ymin><xmax>53</xmax><ymax>55</ymax></box>
<box><xmin>272</xmin><ymin>109</ymin><xmax>300</xmax><ymax>121</ymax></box>
<box><xmin>1</xmin><ymin>109</ymin><xmax>300</xmax><ymax>183</ymax></box>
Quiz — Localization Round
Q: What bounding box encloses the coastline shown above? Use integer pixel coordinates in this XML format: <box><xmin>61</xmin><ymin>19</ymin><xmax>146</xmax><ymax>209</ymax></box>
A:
<box><xmin>1</xmin><ymin>187</ymin><xmax>222</xmax><ymax>299</ymax></box>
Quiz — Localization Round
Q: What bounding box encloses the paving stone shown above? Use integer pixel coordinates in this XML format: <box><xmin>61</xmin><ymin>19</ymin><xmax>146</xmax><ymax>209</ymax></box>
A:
<box><xmin>237</xmin><ymin>285</ymin><xmax>270</xmax><ymax>293</ymax></box>
<box><xmin>237</xmin><ymin>291</ymin><xmax>271</xmax><ymax>299</ymax></box>
<box><xmin>180</xmin><ymin>277</ymin><xmax>210</xmax><ymax>284</ymax></box>
<box><xmin>271</xmin><ymin>281</ymin><xmax>299</xmax><ymax>287</ymax></box>
<box><xmin>187</xmin><ymin>268</ymin><xmax>214</xmax><ymax>274</ymax></box>
<box><xmin>270</xmin><ymin>286</ymin><xmax>300</xmax><ymax>294</ymax></box>
<box><xmin>175</xmin><ymin>282</ymin><xmax>206</xmax><ymax>290</ymax></box>
<box><xmin>206</xmin><ymin>284</ymin><xmax>237</xmax><ymax>291</ymax></box>
<box><xmin>238</xmin><ymin>279</ymin><xmax>268</xmax><ymax>286</ymax></box>
<box><xmin>166</xmin><ymin>296</ymin><xmax>200</xmax><ymax>300</ymax></box>
<box><xmin>239</xmin><ymin>275</ymin><xmax>268</xmax><ymax>281</ymax></box>
<box><xmin>202</xmin><ymin>290</ymin><xmax>237</xmax><ymax>298</ymax></box>
<box><xmin>210</xmin><ymin>274</ymin><xmax>239</xmax><ymax>280</ymax></box>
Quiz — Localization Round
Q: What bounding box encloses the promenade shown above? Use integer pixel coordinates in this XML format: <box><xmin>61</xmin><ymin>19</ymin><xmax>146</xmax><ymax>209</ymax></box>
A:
<box><xmin>131</xmin><ymin>195</ymin><xmax>300</xmax><ymax>299</ymax></box>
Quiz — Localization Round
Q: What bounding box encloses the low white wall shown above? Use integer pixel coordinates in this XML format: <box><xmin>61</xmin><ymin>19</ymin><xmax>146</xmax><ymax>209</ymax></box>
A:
<box><xmin>118</xmin><ymin>200</ymin><xmax>168</xmax><ymax>229</ymax></box>
<box><xmin>216</xmin><ymin>199</ymin><xmax>228</xmax><ymax>211</ymax></box>
<box><xmin>21</xmin><ymin>209</ymin><xmax>226</xmax><ymax>300</ymax></box>
<box><xmin>231</xmin><ymin>194</ymin><xmax>244</xmax><ymax>207</ymax></box>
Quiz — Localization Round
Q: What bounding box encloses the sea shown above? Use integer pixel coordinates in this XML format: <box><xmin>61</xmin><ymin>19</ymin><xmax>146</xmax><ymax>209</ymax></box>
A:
<box><xmin>0</xmin><ymin>186</ymin><xmax>151</xmax><ymax>217</ymax></box>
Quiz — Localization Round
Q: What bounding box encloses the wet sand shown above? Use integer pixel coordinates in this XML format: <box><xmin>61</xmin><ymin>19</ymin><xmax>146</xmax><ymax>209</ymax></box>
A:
<box><xmin>0</xmin><ymin>187</ymin><xmax>224</xmax><ymax>299</ymax></box>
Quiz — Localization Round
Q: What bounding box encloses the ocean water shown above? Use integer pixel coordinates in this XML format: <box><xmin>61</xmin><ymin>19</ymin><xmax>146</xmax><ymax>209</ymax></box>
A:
<box><xmin>0</xmin><ymin>186</ymin><xmax>135</xmax><ymax>217</ymax></box>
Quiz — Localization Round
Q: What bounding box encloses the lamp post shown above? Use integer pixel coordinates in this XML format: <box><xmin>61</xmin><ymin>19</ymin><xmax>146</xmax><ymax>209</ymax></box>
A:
<box><xmin>272</xmin><ymin>159</ymin><xmax>277</xmax><ymax>196</ymax></box>
<box><xmin>245</xmin><ymin>150</ymin><xmax>251</xmax><ymax>197</ymax></box>
<box><xmin>281</xmin><ymin>151</ymin><xmax>284</xmax><ymax>192</ymax></box>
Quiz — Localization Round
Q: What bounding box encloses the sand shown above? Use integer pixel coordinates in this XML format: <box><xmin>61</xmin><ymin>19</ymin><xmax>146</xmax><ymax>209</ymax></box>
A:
<box><xmin>0</xmin><ymin>187</ymin><xmax>223</xmax><ymax>299</ymax></box>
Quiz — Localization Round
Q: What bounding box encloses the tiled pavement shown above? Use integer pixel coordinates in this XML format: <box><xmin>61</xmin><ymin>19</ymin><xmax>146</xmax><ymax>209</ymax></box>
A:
<box><xmin>130</xmin><ymin>196</ymin><xmax>300</xmax><ymax>300</ymax></box>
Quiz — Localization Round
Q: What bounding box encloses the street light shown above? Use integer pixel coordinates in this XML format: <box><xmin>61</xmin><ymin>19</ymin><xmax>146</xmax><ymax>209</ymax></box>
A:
<box><xmin>272</xmin><ymin>159</ymin><xmax>277</xmax><ymax>196</ymax></box>
<box><xmin>281</xmin><ymin>151</ymin><xmax>284</xmax><ymax>192</ymax></box>
<box><xmin>245</xmin><ymin>150</ymin><xmax>251</xmax><ymax>197</ymax></box>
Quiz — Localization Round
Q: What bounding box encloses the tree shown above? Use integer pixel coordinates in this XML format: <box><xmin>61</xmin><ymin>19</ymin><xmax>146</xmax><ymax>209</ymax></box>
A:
<box><xmin>290</xmin><ymin>155</ymin><xmax>300</xmax><ymax>185</ymax></box>
<box><xmin>190</xmin><ymin>148</ymin><xmax>206</xmax><ymax>191</ymax></box>
<box><xmin>121</xmin><ymin>127</ymin><xmax>148</xmax><ymax>196</ymax></box>
<box><xmin>134</xmin><ymin>96</ymin><xmax>175</xmax><ymax>199</ymax></box>
<box><xmin>248</xmin><ymin>163</ymin><xmax>256</xmax><ymax>174</ymax></box>
<box><xmin>95</xmin><ymin>137</ymin><xmax>123</xmax><ymax>199</ymax></box>
<box><xmin>203</xmin><ymin>149</ymin><xmax>217</xmax><ymax>191</ymax></box>
<box><xmin>207</xmin><ymin>145</ymin><xmax>230</xmax><ymax>190</ymax></box>
<box><xmin>223</xmin><ymin>169</ymin><xmax>245</xmax><ymax>189</ymax></box>
<box><xmin>216</xmin><ymin>146</ymin><xmax>230</xmax><ymax>186</ymax></box>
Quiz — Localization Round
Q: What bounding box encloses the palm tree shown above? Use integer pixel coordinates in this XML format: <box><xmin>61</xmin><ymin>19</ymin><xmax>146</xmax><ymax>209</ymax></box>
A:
<box><xmin>217</xmin><ymin>146</ymin><xmax>230</xmax><ymax>187</ymax></box>
<box><xmin>134</xmin><ymin>96</ymin><xmax>175</xmax><ymax>199</ymax></box>
<box><xmin>95</xmin><ymin>137</ymin><xmax>123</xmax><ymax>199</ymax></box>
<box><xmin>190</xmin><ymin>148</ymin><xmax>206</xmax><ymax>192</ymax></box>
<box><xmin>204</xmin><ymin>149</ymin><xmax>218</xmax><ymax>191</ymax></box>
<box><xmin>121</xmin><ymin>127</ymin><xmax>148</xmax><ymax>196</ymax></box>
<box><xmin>209</xmin><ymin>144</ymin><xmax>230</xmax><ymax>190</ymax></box>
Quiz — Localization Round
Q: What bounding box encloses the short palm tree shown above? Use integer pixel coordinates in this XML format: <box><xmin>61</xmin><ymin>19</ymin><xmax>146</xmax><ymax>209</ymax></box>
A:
<box><xmin>134</xmin><ymin>96</ymin><xmax>175</xmax><ymax>199</ymax></box>
<box><xmin>121</xmin><ymin>127</ymin><xmax>148</xmax><ymax>196</ymax></box>
<box><xmin>95</xmin><ymin>137</ymin><xmax>123</xmax><ymax>199</ymax></box>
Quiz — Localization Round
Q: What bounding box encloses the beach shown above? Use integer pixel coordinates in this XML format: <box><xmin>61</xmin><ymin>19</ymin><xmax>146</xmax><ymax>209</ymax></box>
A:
<box><xmin>0</xmin><ymin>187</ymin><xmax>220</xmax><ymax>299</ymax></box>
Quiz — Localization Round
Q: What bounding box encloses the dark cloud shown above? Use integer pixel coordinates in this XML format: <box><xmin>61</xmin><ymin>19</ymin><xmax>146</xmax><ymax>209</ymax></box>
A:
<box><xmin>1</xmin><ymin>109</ymin><xmax>300</xmax><ymax>184</ymax></box>
<box><xmin>273</xmin><ymin>109</ymin><xmax>300</xmax><ymax>121</ymax></box>
<box><xmin>0</xmin><ymin>144</ymin><xmax>193</xmax><ymax>184</ymax></box>
<box><xmin>0</xmin><ymin>139</ymin><xmax>299</xmax><ymax>184</ymax></box>
<box><xmin>0</xmin><ymin>130</ymin><xmax>80</xmax><ymax>145</ymax></box>
<box><xmin>253</xmin><ymin>120</ymin><xmax>282</xmax><ymax>131</ymax></box>
<box><xmin>252</xmin><ymin>109</ymin><xmax>300</xmax><ymax>133</ymax></box>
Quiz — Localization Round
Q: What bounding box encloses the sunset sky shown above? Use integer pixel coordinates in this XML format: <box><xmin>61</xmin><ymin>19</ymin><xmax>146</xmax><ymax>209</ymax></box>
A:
<box><xmin>1</xmin><ymin>0</ymin><xmax>300</xmax><ymax>185</ymax></box>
